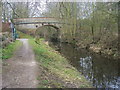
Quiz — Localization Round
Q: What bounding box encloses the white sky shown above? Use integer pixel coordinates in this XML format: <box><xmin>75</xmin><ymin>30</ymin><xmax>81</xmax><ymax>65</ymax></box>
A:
<box><xmin>28</xmin><ymin>0</ymin><xmax>47</xmax><ymax>17</ymax></box>
<box><xmin>2</xmin><ymin>0</ymin><xmax>119</xmax><ymax>2</ymax></box>
<box><xmin>2</xmin><ymin>0</ymin><xmax>119</xmax><ymax>17</ymax></box>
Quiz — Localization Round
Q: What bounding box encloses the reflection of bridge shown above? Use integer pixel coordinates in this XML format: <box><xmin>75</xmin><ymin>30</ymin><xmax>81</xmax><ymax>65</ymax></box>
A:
<box><xmin>13</xmin><ymin>17</ymin><xmax>70</xmax><ymax>30</ymax></box>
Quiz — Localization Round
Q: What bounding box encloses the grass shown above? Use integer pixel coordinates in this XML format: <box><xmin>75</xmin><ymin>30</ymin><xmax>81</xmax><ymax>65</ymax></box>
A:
<box><xmin>2</xmin><ymin>40</ymin><xmax>22</xmax><ymax>60</ymax></box>
<box><xmin>29</xmin><ymin>39</ymin><xmax>93</xmax><ymax>88</ymax></box>
<box><xmin>17</xmin><ymin>31</ymin><xmax>33</xmax><ymax>39</ymax></box>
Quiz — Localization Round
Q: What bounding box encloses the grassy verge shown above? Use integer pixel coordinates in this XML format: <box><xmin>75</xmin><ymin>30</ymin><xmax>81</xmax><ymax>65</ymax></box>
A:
<box><xmin>29</xmin><ymin>39</ymin><xmax>92</xmax><ymax>88</ymax></box>
<box><xmin>17</xmin><ymin>31</ymin><xmax>33</xmax><ymax>39</ymax></box>
<box><xmin>2</xmin><ymin>40</ymin><xmax>22</xmax><ymax>60</ymax></box>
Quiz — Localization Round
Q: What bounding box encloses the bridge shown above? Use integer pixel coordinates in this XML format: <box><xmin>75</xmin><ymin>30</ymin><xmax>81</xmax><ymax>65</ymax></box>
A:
<box><xmin>13</xmin><ymin>17</ymin><xmax>70</xmax><ymax>41</ymax></box>
<box><xmin>13</xmin><ymin>17</ymin><xmax>70</xmax><ymax>31</ymax></box>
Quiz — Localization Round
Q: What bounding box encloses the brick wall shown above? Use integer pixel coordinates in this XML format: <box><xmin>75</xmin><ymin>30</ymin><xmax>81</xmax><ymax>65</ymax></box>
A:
<box><xmin>2</xmin><ymin>22</ymin><xmax>11</xmax><ymax>32</ymax></box>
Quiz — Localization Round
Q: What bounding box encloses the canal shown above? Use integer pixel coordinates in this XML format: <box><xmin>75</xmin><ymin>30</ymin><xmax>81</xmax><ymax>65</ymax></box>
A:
<box><xmin>49</xmin><ymin>41</ymin><xmax>120</xmax><ymax>89</ymax></box>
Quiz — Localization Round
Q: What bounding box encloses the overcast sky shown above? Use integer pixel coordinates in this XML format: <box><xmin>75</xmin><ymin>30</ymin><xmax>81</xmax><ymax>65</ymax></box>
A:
<box><xmin>30</xmin><ymin>1</ymin><xmax>47</xmax><ymax>17</ymax></box>
<box><xmin>2</xmin><ymin>0</ymin><xmax>119</xmax><ymax>2</ymax></box>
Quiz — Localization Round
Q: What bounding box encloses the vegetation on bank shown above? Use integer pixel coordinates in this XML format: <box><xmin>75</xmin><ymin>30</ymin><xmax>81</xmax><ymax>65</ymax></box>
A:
<box><xmin>2</xmin><ymin>40</ymin><xmax>22</xmax><ymax>60</ymax></box>
<box><xmin>17</xmin><ymin>30</ymin><xmax>33</xmax><ymax>39</ymax></box>
<box><xmin>29</xmin><ymin>39</ymin><xmax>92</xmax><ymax>88</ymax></box>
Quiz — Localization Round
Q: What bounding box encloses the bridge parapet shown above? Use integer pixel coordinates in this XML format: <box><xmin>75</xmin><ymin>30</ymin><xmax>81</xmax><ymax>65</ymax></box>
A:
<box><xmin>13</xmin><ymin>17</ymin><xmax>74</xmax><ymax>32</ymax></box>
<box><xmin>13</xmin><ymin>17</ymin><xmax>64</xmax><ymax>31</ymax></box>
<box><xmin>13</xmin><ymin>17</ymin><xmax>62</xmax><ymax>25</ymax></box>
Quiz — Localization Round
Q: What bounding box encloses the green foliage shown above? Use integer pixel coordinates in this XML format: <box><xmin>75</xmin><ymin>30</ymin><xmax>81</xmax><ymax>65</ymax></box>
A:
<box><xmin>17</xmin><ymin>31</ymin><xmax>33</xmax><ymax>39</ymax></box>
<box><xmin>35</xmin><ymin>26</ymin><xmax>59</xmax><ymax>41</ymax></box>
<box><xmin>2</xmin><ymin>40</ymin><xmax>22</xmax><ymax>60</ymax></box>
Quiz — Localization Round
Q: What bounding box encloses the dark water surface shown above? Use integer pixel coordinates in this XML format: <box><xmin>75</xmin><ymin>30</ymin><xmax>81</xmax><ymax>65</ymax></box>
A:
<box><xmin>49</xmin><ymin>42</ymin><xmax>120</xmax><ymax>89</ymax></box>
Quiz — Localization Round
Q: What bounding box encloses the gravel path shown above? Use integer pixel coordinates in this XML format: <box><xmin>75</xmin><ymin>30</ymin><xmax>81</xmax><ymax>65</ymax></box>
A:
<box><xmin>2</xmin><ymin>39</ymin><xmax>39</xmax><ymax>88</ymax></box>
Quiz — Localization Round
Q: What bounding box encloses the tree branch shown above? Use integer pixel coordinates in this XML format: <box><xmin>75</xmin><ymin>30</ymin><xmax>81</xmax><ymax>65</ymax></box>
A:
<box><xmin>6</xmin><ymin>2</ymin><xmax>19</xmax><ymax>18</ymax></box>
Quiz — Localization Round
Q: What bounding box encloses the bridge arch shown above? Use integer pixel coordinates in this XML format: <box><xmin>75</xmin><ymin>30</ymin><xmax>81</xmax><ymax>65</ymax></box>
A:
<box><xmin>35</xmin><ymin>24</ymin><xmax>60</xmax><ymax>42</ymax></box>
<box><xmin>38</xmin><ymin>24</ymin><xmax>60</xmax><ymax>29</ymax></box>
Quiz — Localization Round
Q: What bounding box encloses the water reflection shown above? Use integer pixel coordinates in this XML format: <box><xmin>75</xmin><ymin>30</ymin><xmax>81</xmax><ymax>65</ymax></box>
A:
<box><xmin>49</xmin><ymin>42</ymin><xmax>120</xmax><ymax>89</ymax></box>
<box><xmin>79</xmin><ymin>56</ymin><xmax>119</xmax><ymax>89</ymax></box>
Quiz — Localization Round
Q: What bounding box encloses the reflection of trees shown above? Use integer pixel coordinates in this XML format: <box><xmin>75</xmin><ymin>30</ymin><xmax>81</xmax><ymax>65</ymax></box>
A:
<box><xmin>80</xmin><ymin>56</ymin><xmax>93</xmax><ymax>81</ymax></box>
<box><xmin>49</xmin><ymin>42</ymin><xmax>120</xmax><ymax>88</ymax></box>
<box><xmin>79</xmin><ymin>56</ymin><xmax>119</xmax><ymax>88</ymax></box>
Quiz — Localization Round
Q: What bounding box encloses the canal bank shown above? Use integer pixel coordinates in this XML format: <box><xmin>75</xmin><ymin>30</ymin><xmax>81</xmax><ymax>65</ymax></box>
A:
<box><xmin>29</xmin><ymin>39</ymin><xmax>93</xmax><ymax>88</ymax></box>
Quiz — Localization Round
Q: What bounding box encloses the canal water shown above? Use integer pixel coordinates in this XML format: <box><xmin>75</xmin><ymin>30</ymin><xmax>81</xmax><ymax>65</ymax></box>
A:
<box><xmin>49</xmin><ymin>41</ymin><xmax>120</xmax><ymax>89</ymax></box>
